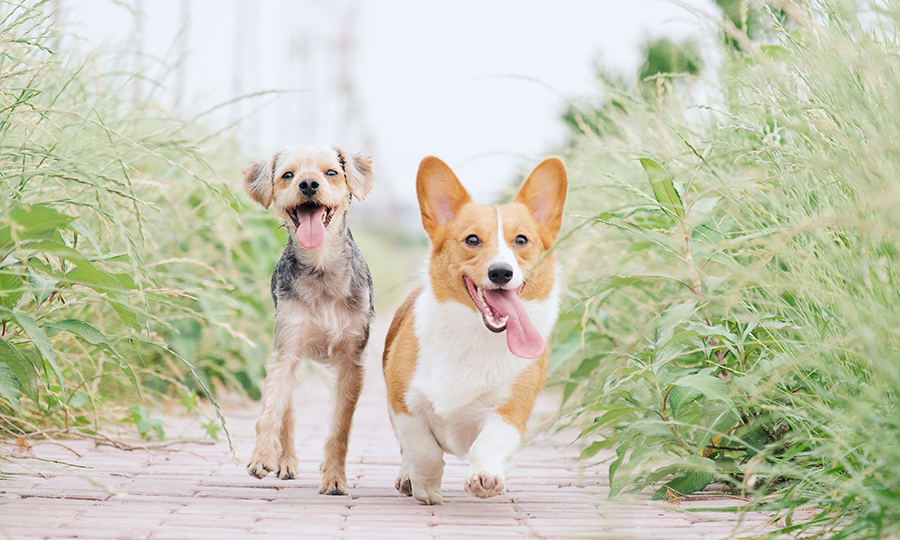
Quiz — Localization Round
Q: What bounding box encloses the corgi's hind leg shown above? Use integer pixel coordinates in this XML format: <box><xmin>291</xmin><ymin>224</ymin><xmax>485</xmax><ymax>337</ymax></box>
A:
<box><xmin>391</xmin><ymin>412</ymin><xmax>444</xmax><ymax>505</ymax></box>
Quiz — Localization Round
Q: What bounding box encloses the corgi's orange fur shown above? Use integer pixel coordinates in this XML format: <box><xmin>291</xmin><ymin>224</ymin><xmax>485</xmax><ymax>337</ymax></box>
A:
<box><xmin>383</xmin><ymin>156</ymin><xmax>567</xmax><ymax>504</ymax></box>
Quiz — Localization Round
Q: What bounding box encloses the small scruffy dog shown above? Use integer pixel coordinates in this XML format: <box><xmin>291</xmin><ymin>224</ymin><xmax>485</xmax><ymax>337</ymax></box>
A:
<box><xmin>243</xmin><ymin>145</ymin><xmax>375</xmax><ymax>495</ymax></box>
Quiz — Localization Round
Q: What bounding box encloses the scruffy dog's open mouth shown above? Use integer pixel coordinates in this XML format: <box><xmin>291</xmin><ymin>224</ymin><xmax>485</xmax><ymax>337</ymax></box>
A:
<box><xmin>287</xmin><ymin>202</ymin><xmax>336</xmax><ymax>249</ymax></box>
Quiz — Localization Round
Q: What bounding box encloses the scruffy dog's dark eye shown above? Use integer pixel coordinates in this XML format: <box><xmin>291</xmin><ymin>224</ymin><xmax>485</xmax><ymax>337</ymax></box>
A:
<box><xmin>282</xmin><ymin>172</ymin><xmax>294</xmax><ymax>180</ymax></box>
<box><xmin>326</xmin><ymin>169</ymin><xmax>338</xmax><ymax>177</ymax></box>
<box><xmin>515</xmin><ymin>235</ymin><xmax>528</xmax><ymax>246</ymax></box>
<box><xmin>465</xmin><ymin>235</ymin><xmax>481</xmax><ymax>247</ymax></box>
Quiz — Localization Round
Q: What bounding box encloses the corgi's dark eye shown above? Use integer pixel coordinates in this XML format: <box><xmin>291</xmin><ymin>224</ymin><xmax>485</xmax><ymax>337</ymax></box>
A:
<box><xmin>281</xmin><ymin>171</ymin><xmax>294</xmax><ymax>180</ymax></box>
<box><xmin>325</xmin><ymin>169</ymin><xmax>338</xmax><ymax>177</ymax></box>
<box><xmin>515</xmin><ymin>235</ymin><xmax>528</xmax><ymax>246</ymax></box>
<box><xmin>465</xmin><ymin>235</ymin><xmax>481</xmax><ymax>247</ymax></box>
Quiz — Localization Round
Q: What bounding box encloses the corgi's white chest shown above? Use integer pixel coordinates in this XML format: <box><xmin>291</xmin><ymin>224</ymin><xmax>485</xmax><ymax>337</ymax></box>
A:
<box><xmin>405</xmin><ymin>282</ymin><xmax>559</xmax><ymax>456</ymax></box>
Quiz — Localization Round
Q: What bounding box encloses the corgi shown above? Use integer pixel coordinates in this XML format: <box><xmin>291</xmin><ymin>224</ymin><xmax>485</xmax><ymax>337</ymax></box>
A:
<box><xmin>382</xmin><ymin>156</ymin><xmax>567</xmax><ymax>504</ymax></box>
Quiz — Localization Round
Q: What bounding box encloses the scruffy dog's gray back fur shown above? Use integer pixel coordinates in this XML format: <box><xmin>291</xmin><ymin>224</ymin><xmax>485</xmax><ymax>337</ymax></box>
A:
<box><xmin>271</xmin><ymin>222</ymin><xmax>374</xmax><ymax>355</ymax></box>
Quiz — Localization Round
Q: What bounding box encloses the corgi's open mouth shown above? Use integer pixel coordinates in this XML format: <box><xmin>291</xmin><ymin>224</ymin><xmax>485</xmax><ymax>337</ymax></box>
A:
<box><xmin>287</xmin><ymin>203</ymin><xmax>336</xmax><ymax>249</ymax></box>
<box><xmin>464</xmin><ymin>275</ymin><xmax>513</xmax><ymax>332</ymax></box>
<box><xmin>463</xmin><ymin>275</ymin><xmax>544</xmax><ymax>359</ymax></box>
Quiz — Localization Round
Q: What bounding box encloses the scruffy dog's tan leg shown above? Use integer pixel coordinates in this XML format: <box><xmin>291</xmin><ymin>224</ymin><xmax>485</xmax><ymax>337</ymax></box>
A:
<box><xmin>318</xmin><ymin>361</ymin><xmax>364</xmax><ymax>495</ymax></box>
<box><xmin>247</xmin><ymin>355</ymin><xmax>297</xmax><ymax>479</ymax></box>
<box><xmin>275</xmin><ymin>399</ymin><xmax>298</xmax><ymax>479</ymax></box>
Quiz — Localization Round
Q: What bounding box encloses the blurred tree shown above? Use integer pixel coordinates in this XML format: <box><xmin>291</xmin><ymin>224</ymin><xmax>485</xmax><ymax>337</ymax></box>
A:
<box><xmin>562</xmin><ymin>1</ymin><xmax>799</xmax><ymax>140</ymax></box>
<box><xmin>561</xmin><ymin>69</ymin><xmax>631</xmax><ymax>140</ymax></box>
<box><xmin>715</xmin><ymin>0</ymin><xmax>791</xmax><ymax>50</ymax></box>
<box><xmin>639</xmin><ymin>37</ymin><xmax>702</xmax><ymax>81</ymax></box>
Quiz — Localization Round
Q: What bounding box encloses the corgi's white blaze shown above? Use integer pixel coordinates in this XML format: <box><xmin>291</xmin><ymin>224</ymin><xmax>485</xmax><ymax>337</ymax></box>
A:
<box><xmin>485</xmin><ymin>209</ymin><xmax>524</xmax><ymax>290</ymax></box>
<box><xmin>405</xmin><ymin>273</ymin><xmax>561</xmax><ymax>458</ymax></box>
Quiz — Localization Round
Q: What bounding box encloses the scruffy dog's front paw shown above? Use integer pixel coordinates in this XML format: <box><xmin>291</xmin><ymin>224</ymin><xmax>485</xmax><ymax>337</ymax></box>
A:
<box><xmin>465</xmin><ymin>471</ymin><xmax>506</xmax><ymax>499</ymax></box>
<box><xmin>247</xmin><ymin>450</ymin><xmax>277</xmax><ymax>479</ymax></box>
<box><xmin>318</xmin><ymin>475</ymin><xmax>349</xmax><ymax>495</ymax></box>
<box><xmin>276</xmin><ymin>455</ymin><xmax>298</xmax><ymax>480</ymax></box>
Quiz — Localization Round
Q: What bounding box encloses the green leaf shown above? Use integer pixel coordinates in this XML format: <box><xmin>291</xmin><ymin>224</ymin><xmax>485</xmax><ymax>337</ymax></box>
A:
<box><xmin>202</xmin><ymin>419</ymin><xmax>222</xmax><ymax>442</ymax></box>
<box><xmin>68</xmin><ymin>390</ymin><xmax>89</xmax><ymax>410</ymax></box>
<box><xmin>0</xmin><ymin>271</ymin><xmax>24</xmax><ymax>309</ymax></box>
<box><xmin>672</xmin><ymin>371</ymin><xmax>734</xmax><ymax>408</ymax></box>
<box><xmin>19</xmin><ymin>240</ymin><xmax>141</xmax><ymax>329</ymax></box>
<box><xmin>0</xmin><ymin>338</ymin><xmax>38</xmax><ymax>403</ymax></box>
<box><xmin>760</xmin><ymin>44</ymin><xmax>790</xmax><ymax>61</ymax></box>
<box><xmin>667</xmin><ymin>384</ymin><xmax>702</xmax><ymax>416</ymax></box>
<box><xmin>563</xmin><ymin>355</ymin><xmax>601</xmax><ymax>403</ymax></box>
<box><xmin>656</xmin><ymin>302</ymin><xmax>697</xmax><ymax>348</ymax></box>
<box><xmin>687</xmin><ymin>197</ymin><xmax>719</xmax><ymax>227</ymax></box>
<box><xmin>595</xmin><ymin>205</ymin><xmax>662</xmax><ymax>221</ymax></box>
<box><xmin>44</xmin><ymin>319</ymin><xmax>114</xmax><ymax>349</ymax></box>
<box><xmin>632</xmin><ymin>418</ymin><xmax>676</xmax><ymax>438</ymax></box>
<box><xmin>651</xmin><ymin>457</ymin><xmax>717</xmax><ymax>499</ymax></box>
<box><xmin>594</xmin><ymin>408</ymin><xmax>634</xmax><ymax>429</ymax></box>
<box><xmin>0</xmin><ymin>360</ymin><xmax>21</xmax><ymax>415</ymax></box>
<box><xmin>27</xmin><ymin>268</ymin><xmax>58</xmax><ymax>306</ymax></box>
<box><xmin>579</xmin><ymin>438</ymin><xmax>616</xmax><ymax>460</ymax></box>
<box><xmin>1</xmin><ymin>309</ymin><xmax>64</xmax><ymax>395</ymax></box>
<box><xmin>549</xmin><ymin>332</ymin><xmax>582</xmax><ymax>374</ymax></box>
<box><xmin>609</xmin><ymin>440</ymin><xmax>659</xmax><ymax>497</ymax></box>
<box><xmin>640</xmin><ymin>158</ymin><xmax>684</xmax><ymax>220</ymax></box>
<box><xmin>43</xmin><ymin>319</ymin><xmax>139</xmax><ymax>394</ymax></box>
<box><xmin>127</xmin><ymin>406</ymin><xmax>166</xmax><ymax>440</ymax></box>
<box><xmin>0</xmin><ymin>204</ymin><xmax>75</xmax><ymax>253</ymax></box>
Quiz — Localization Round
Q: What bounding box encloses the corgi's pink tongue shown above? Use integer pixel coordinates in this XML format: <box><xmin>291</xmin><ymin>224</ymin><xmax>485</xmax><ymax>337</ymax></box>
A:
<box><xmin>483</xmin><ymin>288</ymin><xmax>545</xmax><ymax>359</ymax></box>
<box><xmin>294</xmin><ymin>206</ymin><xmax>326</xmax><ymax>249</ymax></box>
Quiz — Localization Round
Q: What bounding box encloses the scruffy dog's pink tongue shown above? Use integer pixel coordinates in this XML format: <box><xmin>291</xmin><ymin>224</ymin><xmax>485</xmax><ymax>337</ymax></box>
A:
<box><xmin>294</xmin><ymin>206</ymin><xmax>327</xmax><ymax>249</ymax></box>
<box><xmin>483</xmin><ymin>288</ymin><xmax>545</xmax><ymax>359</ymax></box>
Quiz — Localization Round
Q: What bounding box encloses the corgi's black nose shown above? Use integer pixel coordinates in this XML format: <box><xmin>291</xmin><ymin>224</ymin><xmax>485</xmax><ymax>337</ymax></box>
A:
<box><xmin>299</xmin><ymin>179</ymin><xmax>319</xmax><ymax>197</ymax></box>
<box><xmin>488</xmin><ymin>264</ymin><xmax>514</xmax><ymax>285</ymax></box>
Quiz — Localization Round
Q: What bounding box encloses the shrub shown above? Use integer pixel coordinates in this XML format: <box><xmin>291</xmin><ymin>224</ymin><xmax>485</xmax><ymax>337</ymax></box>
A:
<box><xmin>556</xmin><ymin>2</ymin><xmax>900</xmax><ymax>538</ymax></box>
<box><xmin>0</xmin><ymin>1</ymin><xmax>280</xmax><ymax>442</ymax></box>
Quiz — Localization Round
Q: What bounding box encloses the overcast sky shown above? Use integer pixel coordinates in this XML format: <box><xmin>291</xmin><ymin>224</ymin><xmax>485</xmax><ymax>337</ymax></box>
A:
<box><xmin>62</xmin><ymin>0</ymin><xmax>716</xmax><ymax>228</ymax></box>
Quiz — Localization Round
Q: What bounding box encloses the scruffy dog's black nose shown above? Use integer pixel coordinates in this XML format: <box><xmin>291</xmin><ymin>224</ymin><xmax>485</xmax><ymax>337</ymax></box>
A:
<box><xmin>299</xmin><ymin>179</ymin><xmax>319</xmax><ymax>198</ymax></box>
<box><xmin>488</xmin><ymin>264</ymin><xmax>514</xmax><ymax>285</ymax></box>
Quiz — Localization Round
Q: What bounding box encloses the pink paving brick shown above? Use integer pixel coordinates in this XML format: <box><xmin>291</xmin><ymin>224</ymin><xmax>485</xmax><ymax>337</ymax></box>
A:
<box><xmin>0</xmin><ymin>320</ymin><xmax>773</xmax><ymax>540</ymax></box>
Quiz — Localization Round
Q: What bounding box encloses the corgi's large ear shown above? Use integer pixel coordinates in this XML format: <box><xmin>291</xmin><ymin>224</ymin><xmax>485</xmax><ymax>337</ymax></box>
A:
<box><xmin>417</xmin><ymin>156</ymin><xmax>472</xmax><ymax>239</ymax></box>
<box><xmin>243</xmin><ymin>154</ymin><xmax>278</xmax><ymax>209</ymax></box>
<box><xmin>514</xmin><ymin>157</ymin><xmax>568</xmax><ymax>246</ymax></box>
<box><xmin>337</xmin><ymin>148</ymin><xmax>375</xmax><ymax>201</ymax></box>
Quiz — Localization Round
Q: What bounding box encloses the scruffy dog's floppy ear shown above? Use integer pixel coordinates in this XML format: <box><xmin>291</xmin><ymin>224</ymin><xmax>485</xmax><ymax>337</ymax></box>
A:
<box><xmin>336</xmin><ymin>148</ymin><xmax>375</xmax><ymax>201</ymax></box>
<box><xmin>243</xmin><ymin>154</ymin><xmax>277</xmax><ymax>209</ymax></box>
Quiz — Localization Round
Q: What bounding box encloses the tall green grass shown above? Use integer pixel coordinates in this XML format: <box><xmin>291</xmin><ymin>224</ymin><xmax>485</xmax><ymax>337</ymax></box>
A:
<box><xmin>555</xmin><ymin>2</ymin><xmax>900</xmax><ymax>538</ymax></box>
<box><xmin>0</xmin><ymin>1</ymin><xmax>282</xmax><ymax>443</ymax></box>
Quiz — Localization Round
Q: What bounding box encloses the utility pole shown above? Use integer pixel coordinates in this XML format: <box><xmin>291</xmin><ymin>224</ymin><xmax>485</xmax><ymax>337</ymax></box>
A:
<box><xmin>172</xmin><ymin>0</ymin><xmax>191</xmax><ymax>114</ymax></box>
<box><xmin>131</xmin><ymin>0</ymin><xmax>144</xmax><ymax>104</ymax></box>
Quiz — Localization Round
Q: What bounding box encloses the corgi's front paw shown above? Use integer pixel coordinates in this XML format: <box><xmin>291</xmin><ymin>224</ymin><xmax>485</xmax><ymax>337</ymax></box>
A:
<box><xmin>395</xmin><ymin>473</ymin><xmax>413</xmax><ymax>496</ymax></box>
<box><xmin>411</xmin><ymin>478</ymin><xmax>443</xmax><ymax>505</ymax></box>
<box><xmin>465</xmin><ymin>471</ymin><xmax>506</xmax><ymax>499</ymax></box>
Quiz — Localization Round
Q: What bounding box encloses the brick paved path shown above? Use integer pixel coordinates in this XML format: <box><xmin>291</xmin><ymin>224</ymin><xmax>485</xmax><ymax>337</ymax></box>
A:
<box><xmin>0</xmin><ymin>322</ymin><xmax>775</xmax><ymax>539</ymax></box>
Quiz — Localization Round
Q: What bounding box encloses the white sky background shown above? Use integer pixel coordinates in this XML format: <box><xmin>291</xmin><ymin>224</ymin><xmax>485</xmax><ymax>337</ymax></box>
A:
<box><xmin>60</xmin><ymin>0</ymin><xmax>717</xmax><ymax>229</ymax></box>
